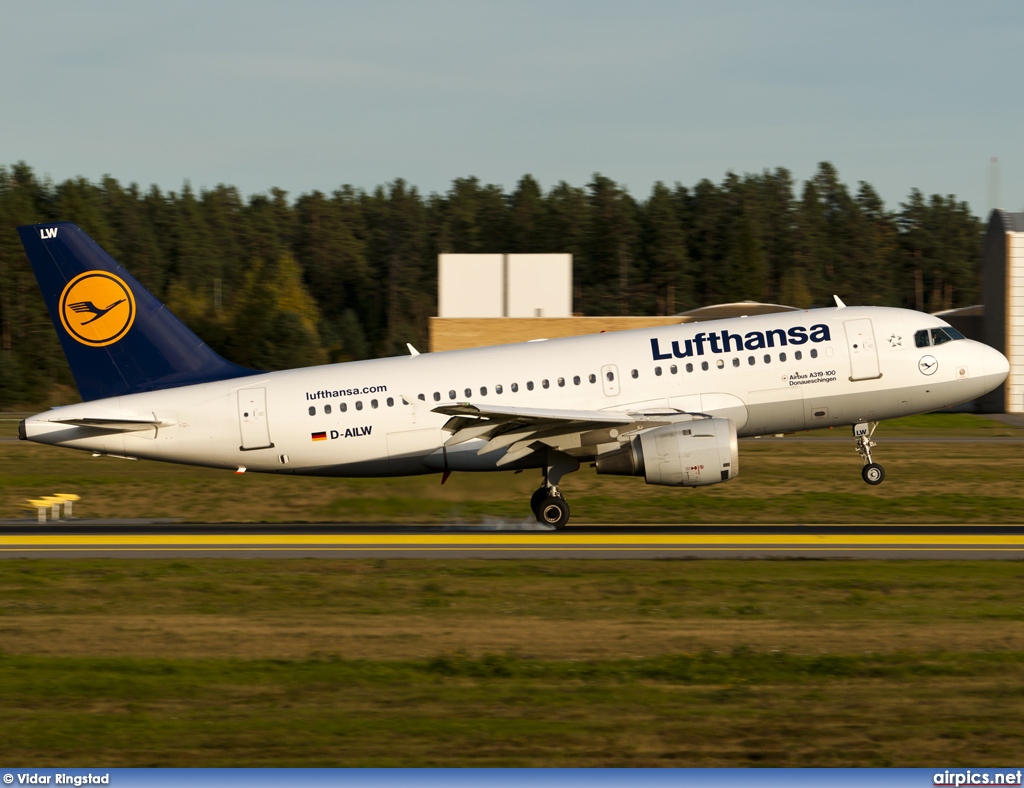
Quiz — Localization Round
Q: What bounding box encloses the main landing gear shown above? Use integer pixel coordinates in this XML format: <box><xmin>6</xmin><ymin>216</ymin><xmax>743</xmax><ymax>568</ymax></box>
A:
<box><xmin>530</xmin><ymin>450</ymin><xmax>579</xmax><ymax>529</ymax></box>
<box><xmin>853</xmin><ymin>421</ymin><xmax>885</xmax><ymax>485</ymax></box>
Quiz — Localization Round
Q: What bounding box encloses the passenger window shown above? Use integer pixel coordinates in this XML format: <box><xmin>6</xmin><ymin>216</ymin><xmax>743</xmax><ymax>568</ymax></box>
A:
<box><xmin>795</xmin><ymin>350</ymin><xmax>802</xmax><ymax>361</ymax></box>
<box><xmin>606</xmin><ymin>371</ymin><xmax>615</xmax><ymax>381</ymax></box>
<box><xmin>371</xmin><ymin>399</ymin><xmax>378</xmax><ymax>409</ymax></box>
<box><xmin>732</xmin><ymin>358</ymin><xmax>740</xmax><ymax>367</ymax></box>
<box><xmin>324</xmin><ymin>404</ymin><xmax>332</xmax><ymax>414</ymax></box>
<box><xmin>655</xmin><ymin>367</ymin><xmax>663</xmax><ymax>376</ymax></box>
<box><xmin>915</xmin><ymin>330</ymin><xmax>931</xmax><ymax>348</ymax></box>
<box><xmin>716</xmin><ymin>359</ymin><xmax>724</xmax><ymax>369</ymax></box>
<box><xmin>748</xmin><ymin>356</ymin><xmax>755</xmax><ymax>365</ymax></box>
<box><xmin>387</xmin><ymin>397</ymin><xmax>394</xmax><ymax>407</ymax></box>
<box><xmin>511</xmin><ymin>382</ymin><xmax>519</xmax><ymax>392</ymax></box>
<box><xmin>449</xmin><ymin>390</ymin><xmax>456</xmax><ymax>400</ymax></box>
<box><xmin>542</xmin><ymin>379</ymin><xmax>550</xmax><ymax>389</ymax></box>
<box><xmin>631</xmin><ymin>369</ymin><xmax>639</xmax><ymax>379</ymax></box>
<box><xmin>433</xmin><ymin>392</ymin><xmax>440</xmax><ymax>402</ymax></box>
<box><xmin>557</xmin><ymin>378</ymin><xmax>565</xmax><ymax>387</ymax></box>
<box><xmin>480</xmin><ymin>386</ymin><xmax>487</xmax><ymax>396</ymax></box>
<box><xmin>418</xmin><ymin>393</ymin><xmax>425</xmax><ymax>401</ymax></box>
<box><xmin>779</xmin><ymin>352</ymin><xmax>787</xmax><ymax>362</ymax></box>
<box><xmin>810</xmin><ymin>348</ymin><xmax>818</xmax><ymax>359</ymax></box>
<box><xmin>701</xmin><ymin>361</ymin><xmax>709</xmax><ymax>371</ymax></box>
<box><xmin>588</xmin><ymin>374</ymin><xmax>596</xmax><ymax>384</ymax></box>
<box><xmin>496</xmin><ymin>384</ymin><xmax>504</xmax><ymax>394</ymax></box>
<box><xmin>465</xmin><ymin>388</ymin><xmax>472</xmax><ymax>398</ymax></box>
<box><xmin>356</xmin><ymin>401</ymin><xmax>363</xmax><ymax>411</ymax></box>
<box><xmin>340</xmin><ymin>402</ymin><xmax>348</xmax><ymax>412</ymax></box>
<box><xmin>572</xmin><ymin>376</ymin><xmax>580</xmax><ymax>386</ymax></box>
<box><xmin>308</xmin><ymin>406</ymin><xmax>316</xmax><ymax>416</ymax></box>
<box><xmin>527</xmin><ymin>381</ymin><xmax>534</xmax><ymax>390</ymax></box>
<box><xmin>670</xmin><ymin>365</ymin><xmax>677</xmax><ymax>374</ymax></box>
<box><xmin>686</xmin><ymin>363</ymin><xmax>693</xmax><ymax>373</ymax></box>
<box><xmin>764</xmin><ymin>354</ymin><xmax>771</xmax><ymax>364</ymax></box>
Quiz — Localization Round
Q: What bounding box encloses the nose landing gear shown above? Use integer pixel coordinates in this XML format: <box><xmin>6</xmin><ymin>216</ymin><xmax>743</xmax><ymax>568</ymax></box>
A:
<box><xmin>854</xmin><ymin>421</ymin><xmax>885</xmax><ymax>485</ymax></box>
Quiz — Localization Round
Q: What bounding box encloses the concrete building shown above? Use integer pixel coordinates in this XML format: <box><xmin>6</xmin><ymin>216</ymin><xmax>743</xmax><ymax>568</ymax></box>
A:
<box><xmin>431</xmin><ymin>274</ymin><xmax>801</xmax><ymax>354</ymax></box>
<box><xmin>437</xmin><ymin>254</ymin><xmax>572</xmax><ymax>318</ymax></box>
<box><xmin>980</xmin><ymin>210</ymin><xmax>1024</xmax><ymax>412</ymax></box>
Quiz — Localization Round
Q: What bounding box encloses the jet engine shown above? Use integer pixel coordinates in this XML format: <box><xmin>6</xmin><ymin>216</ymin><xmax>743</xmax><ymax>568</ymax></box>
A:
<box><xmin>595</xmin><ymin>417</ymin><xmax>738</xmax><ymax>486</ymax></box>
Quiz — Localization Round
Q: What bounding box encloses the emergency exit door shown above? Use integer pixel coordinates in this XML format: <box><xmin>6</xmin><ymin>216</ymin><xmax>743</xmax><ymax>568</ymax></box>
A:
<box><xmin>601</xmin><ymin>365</ymin><xmax>620</xmax><ymax>397</ymax></box>
<box><xmin>238</xmin><ymin>388</ymin><xmax>274</xmax><ymax>450</ymax></box>
<box><xmin>844</xmin><ymin>319</ymin><xmax>881</xmax><ymax>381</ymax></box>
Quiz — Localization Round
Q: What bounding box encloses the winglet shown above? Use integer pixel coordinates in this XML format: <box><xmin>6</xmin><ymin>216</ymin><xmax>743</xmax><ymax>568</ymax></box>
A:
<box><xmin>833</xmin><ymin>295</ymin><xmax>847</xmax><ymax>308</ymax></box>
<box><xmin>406</xmin><ymin>343</ymin><xmax>421</xmax><ymax>356</ymax></box>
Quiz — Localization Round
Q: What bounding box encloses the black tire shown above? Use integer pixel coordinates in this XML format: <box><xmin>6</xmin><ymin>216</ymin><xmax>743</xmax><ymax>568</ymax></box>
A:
<box><xmin>536</xmin><ymin>496</ymin><xmax>570</xmax><ymax>528</ymax></box>
<box><xmin>862</xmin><ymin>463</ymin><xmax>885</xmax><ymax>485</ymax></box>
<box><xmin>530</xmin><ymin>487</ymin><xmax>548</xmax><ymax>517</ymax></box>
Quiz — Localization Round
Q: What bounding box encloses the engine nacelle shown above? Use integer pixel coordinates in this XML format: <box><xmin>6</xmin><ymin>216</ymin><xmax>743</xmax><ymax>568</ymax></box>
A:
<box><xmin>595</xmin><ymin>417</ymin><xmax>738</xmax><ymax>487</ymax></box>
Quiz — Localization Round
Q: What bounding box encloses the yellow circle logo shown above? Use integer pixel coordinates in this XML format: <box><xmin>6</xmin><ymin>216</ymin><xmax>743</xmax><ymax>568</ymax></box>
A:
<box><xmin>59</xmin><ymin>271</ymin><xmax>136</xmax><ymax>347</ymax></box>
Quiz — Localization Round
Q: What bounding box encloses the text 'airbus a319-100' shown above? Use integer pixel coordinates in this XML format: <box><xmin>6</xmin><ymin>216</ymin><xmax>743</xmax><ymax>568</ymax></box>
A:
<box><xmin>16</xmin><ymin>223</ymin><xmax>1010</xmax><ymax>527</ymax></box>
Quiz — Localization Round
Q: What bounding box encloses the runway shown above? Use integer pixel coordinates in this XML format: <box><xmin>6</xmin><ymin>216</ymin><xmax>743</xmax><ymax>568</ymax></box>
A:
<box><xmin>1</xmin><ymin>523</ymin><xmax>1023</xmax><ymax>559</ymax></box>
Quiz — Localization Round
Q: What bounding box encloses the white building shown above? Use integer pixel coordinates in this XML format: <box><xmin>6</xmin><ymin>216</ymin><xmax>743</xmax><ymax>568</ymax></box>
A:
<box><xmin>438</xmin><ymin>254</ymin><xmax>572</xmax><ymax>318</ymax></box>
<box><xmin>981</xmin><ymin>210</ymin><xmax>1024</xmax><ymax>412</ymax></box>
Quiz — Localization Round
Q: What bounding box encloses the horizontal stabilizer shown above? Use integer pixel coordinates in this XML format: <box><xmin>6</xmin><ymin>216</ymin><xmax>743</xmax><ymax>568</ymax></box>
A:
<box><xmin>48</xmin><ymin>416</ymin><xmax>176</xmax><ymax>433</ymax></box>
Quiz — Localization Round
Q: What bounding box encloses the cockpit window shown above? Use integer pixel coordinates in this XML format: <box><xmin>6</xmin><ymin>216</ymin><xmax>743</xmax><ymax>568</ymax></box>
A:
<box><xmin>917</xmin><ymin>326</ymin><xmax>966</xmax><ymax>347</ymax></box>
<box><xmin>930</xmin><ymin>328</ymin><xmax>953</xmax><ymax>346</ymax></box>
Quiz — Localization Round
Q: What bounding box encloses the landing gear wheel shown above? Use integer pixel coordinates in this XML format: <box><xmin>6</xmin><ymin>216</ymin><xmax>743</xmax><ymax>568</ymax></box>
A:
<box><xmin>536</xmin><ymin>496</ymin><xmax>570</xmax><ymax>529</ymax></box>
<box><xmin>530</xmin><ymin>487</ymin><xmax>548</xmax><ymax>517</ymax></box>
<box><xmin>853</xmin><ymin>422</ymin><xmax>884</xmax><ymax>485</ymax></box>
<box><xmin>862</xmin><ymin>463</ymin><xmax>885</xmax><ymax>485</ymax></box>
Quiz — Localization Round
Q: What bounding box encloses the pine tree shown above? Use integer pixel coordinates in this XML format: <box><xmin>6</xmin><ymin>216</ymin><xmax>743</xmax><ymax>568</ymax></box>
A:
<box><xmin>641</xmin><ymin>182</ymin><xmax>691</xmax><ymax>314</ymax></box>
<box><xmin>508</xmin><ymin>174</ymin><xmax>547</xmax><ymax>252</ymax></box>
<box><xmin>585</xmin><ymin>174</ymin><xmax>639</xmax><ymax>314</ymax></box>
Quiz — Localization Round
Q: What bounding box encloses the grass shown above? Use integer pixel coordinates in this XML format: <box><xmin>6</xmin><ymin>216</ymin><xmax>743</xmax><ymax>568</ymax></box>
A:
<box><xmin>3</xmin><ymin>413</ymin><xmax>1024</xmax><ymax>523</ymax></box>
<box><xmin>1</xmin><ymin>559</ymin><xmax>1024</xmax><ymax>765</ymax></box>
<box><xmin>2</xmin><ymin>413</ymin><xmax>1024</xmax><ymax>765</ymax></box>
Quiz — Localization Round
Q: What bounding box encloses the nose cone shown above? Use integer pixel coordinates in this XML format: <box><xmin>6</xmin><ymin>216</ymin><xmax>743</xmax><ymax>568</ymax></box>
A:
<box><xmin>959</xmin><ymin>341</ymin><xmax>1009</xmax><ymax>403</ymax></box>
<box><xmin>986</xmin><ymin>344</ymin><xmax>1010</xmax><ymax>384</ymax></box>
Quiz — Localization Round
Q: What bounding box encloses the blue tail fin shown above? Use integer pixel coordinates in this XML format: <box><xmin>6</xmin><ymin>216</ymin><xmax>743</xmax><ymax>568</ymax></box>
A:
<box><xmin>18</xmin><ymin>222</ymin><xmax>258</xmax><ymax>401</ymax></box>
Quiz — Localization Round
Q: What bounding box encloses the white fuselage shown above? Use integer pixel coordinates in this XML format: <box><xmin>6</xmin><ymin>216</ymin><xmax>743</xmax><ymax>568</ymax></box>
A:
<box><xmin>22</xmin><ymin>305</ymin><xmax>1010</xmax><ymax>477</ymax></box>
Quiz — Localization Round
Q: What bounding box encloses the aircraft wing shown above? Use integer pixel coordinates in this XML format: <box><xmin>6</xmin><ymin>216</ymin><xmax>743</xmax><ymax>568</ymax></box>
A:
<box><xmin>432</xmin><ymin>402</ymin><xmax>691</xmax><ymax>466</ymax></box>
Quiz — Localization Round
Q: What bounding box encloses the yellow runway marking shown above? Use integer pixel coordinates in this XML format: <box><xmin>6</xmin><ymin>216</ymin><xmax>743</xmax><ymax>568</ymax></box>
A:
<box><xmin>1</xmin><ymin>547</ymin><xmax>1023</xmax><ymax>554</ymax></box>
<box><xmin>1</xmin><ymin>534</ymin><xmax>1024</xmax><ymax>547</ymax></box>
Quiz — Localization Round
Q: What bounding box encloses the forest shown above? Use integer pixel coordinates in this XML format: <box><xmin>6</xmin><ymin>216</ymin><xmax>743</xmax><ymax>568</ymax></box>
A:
<box><xmin>0</xmin><ymin>160</ymin><xmax>983</xmax><ymax>407</ymax></box>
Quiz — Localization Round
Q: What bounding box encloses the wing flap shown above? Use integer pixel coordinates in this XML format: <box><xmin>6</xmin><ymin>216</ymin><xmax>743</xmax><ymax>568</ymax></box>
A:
<box><xmin>434</xmin><ymin>402</ymin><xmax>702</xmax><ymax>458</ymax></box>
<box><xmin>434</xmin><ymin>403</ymin><xmax>638</xmax><ymax>423</ymax></box>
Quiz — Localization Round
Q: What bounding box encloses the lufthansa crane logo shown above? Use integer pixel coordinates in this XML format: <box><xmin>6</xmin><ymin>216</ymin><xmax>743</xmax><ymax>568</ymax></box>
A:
<box><xmin>59</xmin><ymin>271</ymin><xmax>136</xmax><ymax>347</ymax></box>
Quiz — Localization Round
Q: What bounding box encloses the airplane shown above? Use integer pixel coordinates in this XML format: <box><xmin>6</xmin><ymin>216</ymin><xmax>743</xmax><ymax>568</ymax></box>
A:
<box><xmin>15</xmin><ymin>222</ymin><xmax>1011</xmax><ymax>528</ymax></box>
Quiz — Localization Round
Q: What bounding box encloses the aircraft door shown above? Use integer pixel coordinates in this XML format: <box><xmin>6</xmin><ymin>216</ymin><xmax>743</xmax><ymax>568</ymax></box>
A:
<box><xmin>601</xmin><ymin>365</ymin><xmax>620</xmax><ymax>397</ymax></box>
<box><xmin>238</xmin><ymin>388</ymin><xmax>274</xmax><ymax>450</ymax></box>
<box><xmin>844</xmin><ymin>319</ymin><xmax>881</xmax><ymax>381</ymax></box>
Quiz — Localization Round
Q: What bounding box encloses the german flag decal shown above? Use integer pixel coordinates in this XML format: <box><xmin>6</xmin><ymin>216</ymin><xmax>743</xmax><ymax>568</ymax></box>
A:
<box><xmin>311</xmin><ymin>431</ymin><xmax>327</xmax><ymax>442</ymax></box>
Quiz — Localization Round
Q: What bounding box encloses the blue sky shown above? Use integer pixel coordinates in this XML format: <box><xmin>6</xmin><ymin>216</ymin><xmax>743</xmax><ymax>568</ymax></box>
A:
<box><xmin>3</xmin><ymin>1</ymin><xmax>1022</xmax><ymax>215</ymax></box>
